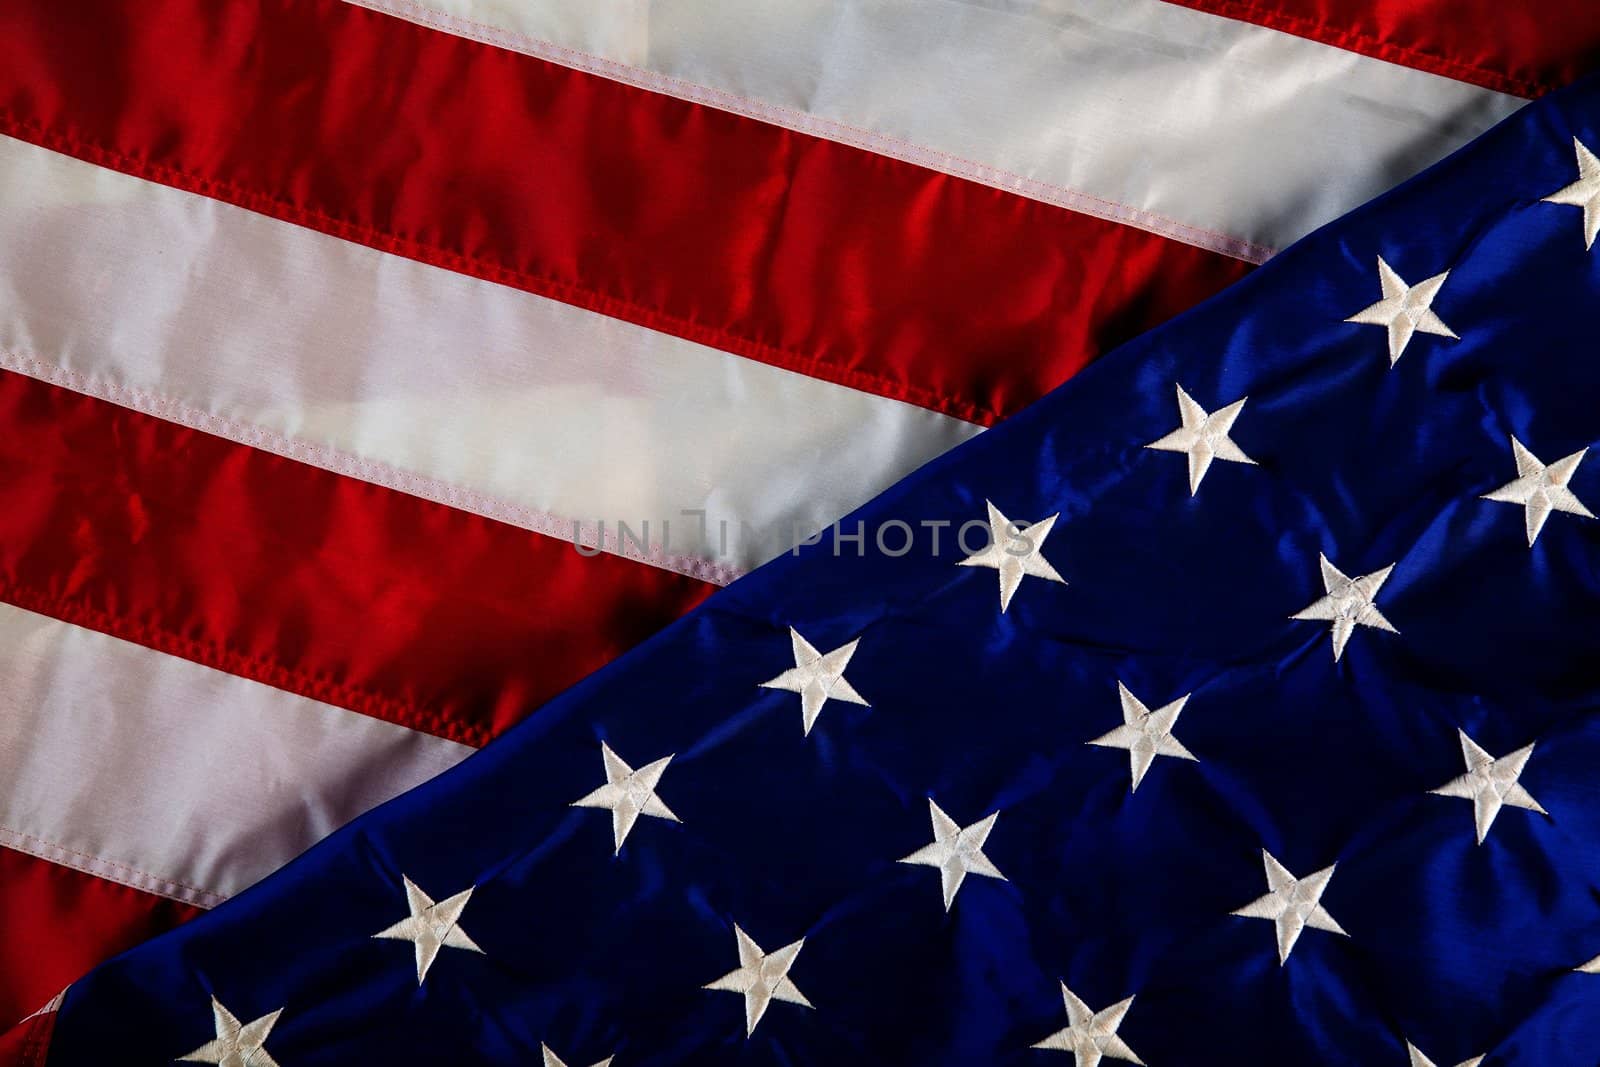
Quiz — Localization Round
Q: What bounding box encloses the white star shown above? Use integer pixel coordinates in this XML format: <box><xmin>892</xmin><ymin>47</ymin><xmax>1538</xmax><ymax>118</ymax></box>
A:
<box><xmin>897</xmin><ymin>798</ymin><xmax>1008</xmax><ymax>910</ymax></box>
<box><xmin>1428</xmin><ymin>729</ymin><xmax>1547</xmax><ymax>844</ymax></box>
<box><xmin>703</xmin><ymin>925</ymin><xmax>813</xmax><ymax>1036</ymax></box>
<box><xmin>1030</xmin><ymin>983</ymin><xmax>1144</xmax><ymax>1066</ymax></box>
<box><xmin>1231</xmin><ymin>850</ymin><xmax>1347</xmax><ymax>964</ymax></box>
<box><xmin>1291</xmin><ymin>554</ymin><xmax>1398</xmax><ymax>662</ymax></box>
<box><xmin>178</xmin><ymin>997</ymin><xmax>283</xmax><ymax>1067</ymax></box>
<box><xmin>1407</xmin><ymin>1042</ymin><xmax>1484</xmax><ymax>1067</ymax></box>
<box><xmin>1481</xmin><ymin>436</ymin><xmax>1594</xmax><ymax>546</ymax></box>
<box><xmin>1577</xmin><ymin>953</ymin><xmax>1600</xmax><ymax>973</ymax></box>
<box><xmin>570</xmin><ymin>741</ymin><xmax>680</xmax><ymax>853</ymax></box>
<box><xmin>541</xmin><ymin>1044</ymin><xmax>613</xmax><ymax>1067</ymax></box>
<box><xmin>958</xmin><ymin>500</ymin><xmax>1066</xmax><ymax>612</ymax></box>
<box><xmin>1542</xmin><ymin>137</ymin><xmax>1600</xmax><ymax>249</ymax></box>
<box><xmin>1087</xmin><ymin>682</ymin><xmax>1198</xmax><ymax>792</ymax></box>
<box><xmin>758</xmin><ymin>627</ymin><xmax>869</xmax><ymax>735</ymax></box>
<box><xmin>1144</xmin><ymin>384</ymin><xmax>1256</xmax><ymax>494</ymax></box>
<box><xmin>1345</xmin><ymin>256</ymin><xmax>1457</xmax><ymax>364</ymax></box>
<box><xmin>371</xmin><ymin>875</ymin><xmax>484</xmax><ymax>984</ymax></box>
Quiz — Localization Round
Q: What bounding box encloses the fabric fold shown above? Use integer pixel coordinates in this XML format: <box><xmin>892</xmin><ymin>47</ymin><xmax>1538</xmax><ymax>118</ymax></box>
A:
<box><xmin>27</xmin><ymin>59</ymin><xmax>1600</xmax><ymax>1067</ymax></box>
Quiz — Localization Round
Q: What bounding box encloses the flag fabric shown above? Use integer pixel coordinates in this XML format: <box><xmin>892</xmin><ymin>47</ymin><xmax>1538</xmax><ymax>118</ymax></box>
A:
<box><xmin>1</xmin><ymin>0</ymin><xmax>1598</xmax><ymax>1036</ymax></box>
<box><xmin>21</xmin><ymin>66</ymin><xmax>1600</xmax><ymax>1066</ymax></box>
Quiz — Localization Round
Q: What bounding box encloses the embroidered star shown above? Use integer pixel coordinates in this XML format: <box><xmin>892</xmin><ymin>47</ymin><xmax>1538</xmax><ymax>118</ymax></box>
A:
<box><xmin>897</xmin><ymin>798</ymin><xmax>1008</xmax><ymax>910</ymax></box>
<box><xmin>1542</xmin><ymin>137</ymin><xmax>1600</xmax><ymax>249</ymax></box>
<box><xmin>1144</xmin><ymin>384</ymin><xmax>1256</xmax><ymax>494</ymax></box>
<box><xmin>178</xmin><ymin>997</ymin><xmax>283</xmax><ymax>1067</ymax></box>
<box><xmin>1029</xmin><ymin>983</ymin><xmax>1144</xmax><ymax>1066</ymax></box>
<box><xmin>1087</xmin><ymin>682</ymin><xmax>1198</xmax><ymax>792</ymax></box>
<box><xmin>371</xmin><ymin>875</ymin><xmax>484</xmax><ymax>984</ymax></box>
<box><xmin>1407</xmin><ymin>1042</ymin><xmax>1484</xmax><ymax>1067</ymax></box>
<box><xmin>1577</xmin><ymin>954</ymin><xmax>1600</xmax><ymax>974</ymax></box>
<box><xmin>1481</xmin><ymin>436</ymin><xmax>1594</xmax><ymax>546</ymax></box>
<box><xmin>1291</xmin><ymin>554</ymin><xmax>1398</xmax><ymax>662</ymax></box>
<box><xmin>758</xmin><ymin>627</ymin><xmax>869</xmax><ymax>735</ymax></box>
<box><xmin>1344</xmin><ymin>256</ymin><xmax>1457</xmax><ymax>364</ymax></box>
<box><xmin>1231</xmin><ymin>850</ymin><xmax>1347</xmax><ymax>964</ymax></box>
<box><xmin>958</xmin><ymin>500</ymin><xmax>1065</xmax><ymax>612</ymax></box>
<box><xmin>703</xmin><ymin>925</ymin><xmax>813</xmax><ymax>1036</ymax></box>
<box><xmin>570</xmin><ymin>741</ymin><xmax>680</xmax><ymax>853</ymax></box>
<box><xmin>541</xmin><ymin>1045</ymin><xmax>613</xmax><ymax>1067</ymax></box>
<box><xmin>1428</xmin><ymin>729</ymin><xmax>1547</xmax><ymax>844</ymax></box>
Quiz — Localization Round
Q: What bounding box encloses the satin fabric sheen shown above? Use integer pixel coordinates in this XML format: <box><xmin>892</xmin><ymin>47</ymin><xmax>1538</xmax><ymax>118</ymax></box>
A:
<box><xmin>36</xmin><ymin>72</ymin><xmax>1600</xmax><ymax>1067</ymax></box>
<box><xmin>347</xmin><ymin>0</ymin><xmax>1523</xmax><ymax>257</ymax></box>
<box><xmin>0</xmin><ymin>602</ymin><xmax>472</xmax><ymax>905</ymax></box>
<box><xmin>0</xmin><ymin>849</ymin><xmax>198</xmax><ymax>1029</ymax></box>
<box><xmin>1164</xmin><ymin>0</ymin><xmax>1600</xmax><ymax>96</ymax></box>
<box><xmin>0</xmin><ymin>372</ymin><xmax>713</xmax><ymax>748</ymax></box>
<box><xmin>0</xmin><ymin>0</ymin><xmax>1249</xmax><ymax>426</ymax></box>
<box><xmin>0</xmin><ymin>134</ymin><xmax>982</xmax><ymax>577</ymax></box>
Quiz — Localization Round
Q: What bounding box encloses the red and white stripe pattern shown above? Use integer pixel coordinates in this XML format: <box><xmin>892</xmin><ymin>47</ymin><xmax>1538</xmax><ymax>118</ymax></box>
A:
<box><xmin>0</xmin><ymin>0</ymin><xmax>1594</xmax><ymax>1030</ymax></box>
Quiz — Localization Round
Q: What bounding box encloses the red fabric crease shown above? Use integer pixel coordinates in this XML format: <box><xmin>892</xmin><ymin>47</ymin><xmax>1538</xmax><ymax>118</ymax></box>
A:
<box><xmin>1160</xmin><ymin>0</ymin><xmax>1600</xmax><ymax>98</ymax></box>
<box><xmin>0</xmin><ymin>371</ymin><xmax>715</xmax><ymax>748</ymax></box>
<box><xmin>0</xmin><ymin>847</ymin><xmax>198</xmax><ymax>1040</ymax></box>
<box><xmin>0</xmin><ymin>0</ymin><xmax>1250</xmax><ymax>426</ymax></box>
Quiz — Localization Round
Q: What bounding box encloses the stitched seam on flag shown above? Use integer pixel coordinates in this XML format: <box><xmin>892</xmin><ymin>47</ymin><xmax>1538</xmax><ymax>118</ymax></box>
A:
<box><xmin>0</xmin><ymin>579</ymin><xmax>491</xmax><ymax>749</ymax></box>
<box><xmin>0</xmin><ymin>828</ymin><xmax>226</xmax><ymax>908</ymax></box>
<box><xmin>343</xmin><ymin>0</ymin><xmax>1277</xmax><ymax>264</ymax></box>
<box><xmin>0</xmin><ymin>349</ymin><xmax>744</xmax><ymax>589</ymax></box>
<box><xmin>18</xmin><ymin>1005</ymin><xmax>57</xmax><ymax>1067</ymax></box>
<box><xmin>1156</xmin><ymin>0</ymin><xmax>1549</xmax><ymax>98</ymax></box>
<box><xmin>21</xmin><ymin>990</ymin><xmax>66</xmax><ymax>1025</ymax></box>
<box><xmin>0</xmin><ymin>116</ymin><xmax>1011</xmax><ymax>428</ymax></box>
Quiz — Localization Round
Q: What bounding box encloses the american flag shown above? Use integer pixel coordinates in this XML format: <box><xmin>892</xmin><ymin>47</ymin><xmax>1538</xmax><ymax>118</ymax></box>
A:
<box><xmin>15</xmin><ymin>46</ymin><xmax>1600</xmax><ymax>1065</ymax></box>
<box><xmin>1</xmin><ymin>0</ymin><xmax>1599</xmax><ymax>1061</ymax></box>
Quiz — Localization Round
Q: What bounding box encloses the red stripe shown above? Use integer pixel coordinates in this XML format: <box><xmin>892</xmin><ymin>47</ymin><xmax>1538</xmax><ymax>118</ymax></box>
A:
<box><xmin>0</xmin><ymin>847</ymin><xmax>198</xmax><ymax>1032</ymax></box>
<box><xmin>0</xmin><ymin>1001</ymin><xmax>55</xmax><ymax>1067</ymax></box>
<box><xmin>0</xmin><ymin>0</ymin><xmax>1248</xmax><ymax>427</ymax></box>
<box><xmin>1160</xmin><ymin>0</ymin><xmax>1600</xmax><ymax>98</ymax></box>
<box><xmin>0</xmin><ymin>371</ymin><xmax>714</xmax><ymax>747</ymax></box>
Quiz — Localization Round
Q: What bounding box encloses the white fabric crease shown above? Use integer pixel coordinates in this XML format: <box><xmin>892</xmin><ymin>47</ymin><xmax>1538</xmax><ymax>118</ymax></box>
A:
<box><xmin>0</xmin><ymin>134</ymin><xmax>981</xmax><ymax>577</ymax></box>
<box><xmin>347</xmin><ymin>0</ymin><xmax>1525</xmax><ymax>258</ymax></box>
<box><xmin>0</xmin><ymin>605</ymin><xmax>471</xmax><ymax>906</ymax></box>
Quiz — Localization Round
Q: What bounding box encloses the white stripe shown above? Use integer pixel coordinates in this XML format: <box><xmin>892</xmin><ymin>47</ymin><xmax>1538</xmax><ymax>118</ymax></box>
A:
<box><xmin>21</xmin><ymin>988</ymin><xmax>63</xmax><ymax>1022</ymax></box>
<box><xmin>0</xmin><ymin>604</ymin><xmax>471</xmax><ymax>906</ymax></box>
<box><xmin>349</xmin><ymin>0</ymin><xmax>1523</xmax><ymax>259</ymax></box>
<box><xmin>0</xmin><ymin>135</ymin><xmax>981</xmax><ymax>580</ymax></box>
